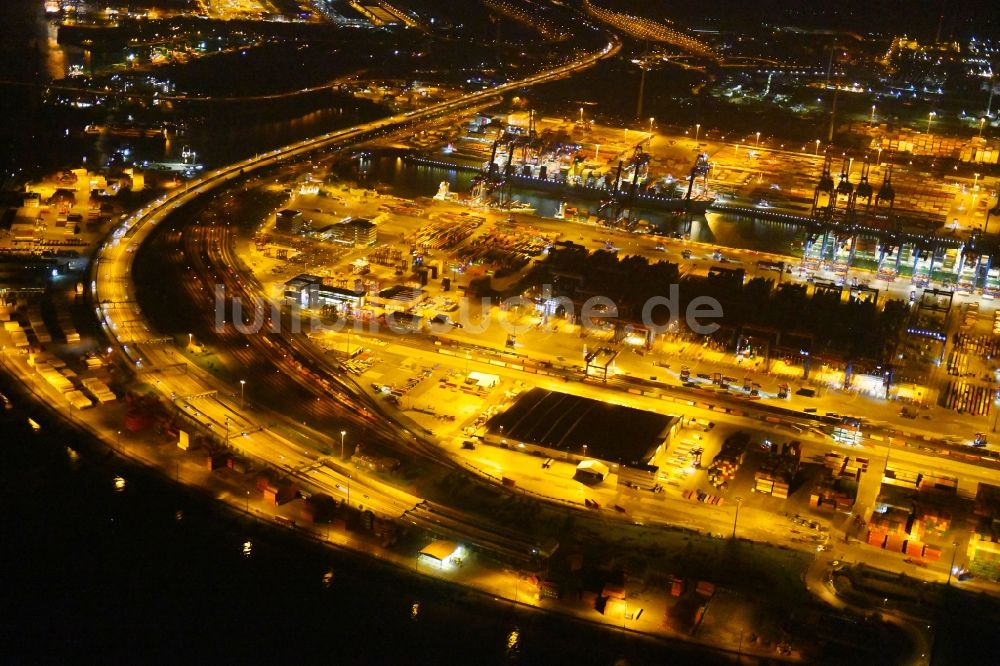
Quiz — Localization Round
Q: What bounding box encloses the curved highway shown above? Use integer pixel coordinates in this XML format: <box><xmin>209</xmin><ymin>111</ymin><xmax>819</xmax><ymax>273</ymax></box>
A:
<box><xmin>91</xmin><ymin>36</ymin><xmax>620</xmax><ymax>562</ymax></box>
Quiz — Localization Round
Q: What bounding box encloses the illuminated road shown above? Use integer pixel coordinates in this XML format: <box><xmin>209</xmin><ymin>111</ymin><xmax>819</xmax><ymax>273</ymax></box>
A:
<box><xmin>83</xmin><ymin>8</ymin><xmax>997</xmax><ymax>618</ymax></box>
<box><xmin>0</xmin><ymin>29</ymin><xmax>974</xmax><ymax>665</ymax></box>
<box><xmin>91</xmin><ymin>35</ymin><xmax>621</xmax><ymax>563</ymax></box>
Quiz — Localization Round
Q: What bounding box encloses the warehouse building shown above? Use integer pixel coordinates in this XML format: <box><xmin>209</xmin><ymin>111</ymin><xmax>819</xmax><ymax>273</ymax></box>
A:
<box><xmin>484</xmin><ymin>388</ymin><xmax>679</xmax><ymax>468</ymax></box>
<box><xmin>283</xmin><ymin>274</ymin><xmax>365</xmax><ymax>310</ymax></box>
<box><xmin>275</xmin><ymin>209</ymin><xmax>304</xmax><ymax>235</ymax></box>
<box><xmin>316</xmin><ymin>217</ymin><xmax>377</xmax><ymax>248</ymax></box>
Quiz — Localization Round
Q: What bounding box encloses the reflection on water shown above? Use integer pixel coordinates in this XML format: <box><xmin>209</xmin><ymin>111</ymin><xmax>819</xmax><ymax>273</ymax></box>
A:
<box><xmin>181</xmin><ymin>108</ymin><xmax>352</xmax><ymax>165</ymax></box>
<box><xmin>44</xmin><ymin>19</ymin><xmax>68</xmax><ymax>80</ymax></box>
<box><xmin>0</xmin><ymin>390</ymin><xmax>729</xmax><ymax>665</ymax></box>
<box><xmin>88</xmin><ymin>104</ymin><xmax>371</xmax><ymax>169</ymax></box>
<box><xmin>364</xmin><ymin>157</ymin><xmax>807</xmax><ymax>256</ymax></box>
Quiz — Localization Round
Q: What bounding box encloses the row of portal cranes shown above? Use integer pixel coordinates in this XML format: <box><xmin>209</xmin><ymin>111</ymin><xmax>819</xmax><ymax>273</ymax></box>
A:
<box><xmin>596</xmin><ymin>146</ymin><xmax>710</xmax><ymax>229</ymax></box>
<box><xmin>474</xmin><ymin>109</ymin><xmax>658</xmax><ymax>218</ymax></box>
<box><xmin>810</xmin><ymin>148</ymin><xmax>896</xmax><ymax>230</ymax></box>
<box><xmin>807</xmin><ymin>147</ymin><xmax>907</xmax><ymax>274</ymax></box>
<box><xmin>807</xmin><ymin>146</ymin><xmax>999</xmax><ymax>287</ymax></box>
<box><xmin>474</xmin><ymin>112</ymin><xmax>540</xmax><ymax>208</ymax></box>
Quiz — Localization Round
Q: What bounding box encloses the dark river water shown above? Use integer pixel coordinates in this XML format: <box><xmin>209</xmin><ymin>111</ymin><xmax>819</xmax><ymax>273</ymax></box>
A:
<box><xmin>364</xmin><ymin>155</ymin><xmax>809</xmax><ymax>255</ymax></box>
<box><xmin>2</xmin><ymin>372</ymin><xmax>735</xmax><ymax>665</ymax></box>
<box><xmin>0</xmin><ymin>0</ymin><xmax>811</xmax><ymax>259</ymax></box>
<box><xmin>0</xmin><ymin>0</ymin><xmax>383</xmax><ymax>174</ymax></box>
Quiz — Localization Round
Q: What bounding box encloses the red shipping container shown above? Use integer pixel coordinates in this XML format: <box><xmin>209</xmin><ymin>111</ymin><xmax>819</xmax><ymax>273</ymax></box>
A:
<box><xmin>263</xmin><ymin>486</ymin><xmax>278</xmax><ymax>505</ymax></box>
<box><xmin>206</xmin><ymin>453</ymin><xmax>227</xmax><ymax>471</ymax></box>
<box><xmin>886</xmin><ymin>535</ymin><xmax>906</xmax><ymax>553</ymax></box>
<box><xmin>905</xmin><ymin>540</ymin><xmax>924</xmax><ymax>556</ymax></box>
<box><xmin>923</xmin><ymin>545</ymin><xmax>942</xmax><ymax>561</ymax></box>
<box><xmin>671</xmin><ymin>579</ymin><xmax>685</xmax><ymax>597</ymax></box>
<box><xmin>867</xmin><ymin>530</ymin><xmax>887</xmax><ymax>547</ymax></box>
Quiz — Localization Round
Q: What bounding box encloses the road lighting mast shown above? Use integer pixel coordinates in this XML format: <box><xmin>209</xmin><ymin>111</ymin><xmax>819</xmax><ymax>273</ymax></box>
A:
<box><xmin>634</xmin><ymin>40</ymin><xmax>650</xmax><ymax>120</ymax></box>
<box><xmin>947</xmin><ymin>540</ymin><xmax>959</xmax><ymax>584</ymax></box>
<box><xmin>985</xmin><ymin>186</ymin><xmax>1000</xmax><ymax>234</ymax></box>
<box><xmin>987</xmin><ymin>73</ymin><xmax>996</xmax><ymax>119</ymax></box>
<box><xmin>340</xmin><ymin>429</ymin><xmax>347</xmax><ymax>459</ymax></box>
<box><xmin>732</xmin><ymin>496</ymin><xmax>743</xmax><ymax>538</ymax></box>
<box><xmin>828</xmin><ymin>85</ymin><xmax>840</xmax><ymax>143</ymax></box>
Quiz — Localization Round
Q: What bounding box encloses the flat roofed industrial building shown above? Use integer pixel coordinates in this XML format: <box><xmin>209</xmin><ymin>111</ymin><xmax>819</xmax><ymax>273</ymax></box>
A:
<box><xmin>315</xmin><ymin>218</ymin><xmax>377</xmax><ymax>248</ymax></box>
<box><xmin>283</xmin><ymin>273</ymin><xmax>365</xmax><ymax>310</ymax></box>
<box><xmin>484</xmin><ymin>388</ymin><xmax>679</xmax><ymax>467</ymax></box>
<box><xmin>275</xmin><ymin>209</ymin><xmax>304</xmax><ymax>234</ymax></box>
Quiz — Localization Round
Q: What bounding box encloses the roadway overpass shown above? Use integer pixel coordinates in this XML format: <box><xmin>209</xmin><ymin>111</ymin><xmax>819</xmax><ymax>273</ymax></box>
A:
<box><xmin>90</xmin><ymin>35</ymin><xmax>621</xmax><ymax>563</ymax></box>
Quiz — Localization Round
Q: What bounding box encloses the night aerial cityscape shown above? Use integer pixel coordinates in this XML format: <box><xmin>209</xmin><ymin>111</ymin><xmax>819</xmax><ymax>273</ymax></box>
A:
<box><xmin>3</xmin><ymin>0</ymin><xmax>1000</xmax><ymax>663</ymax></box>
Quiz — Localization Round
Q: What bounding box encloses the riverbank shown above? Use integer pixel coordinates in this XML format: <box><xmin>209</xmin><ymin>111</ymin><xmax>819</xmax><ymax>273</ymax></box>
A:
<box><xmin>0</xmin><ymin>370</ymin><xmax>733</xmax><ymax>665</ymax></box>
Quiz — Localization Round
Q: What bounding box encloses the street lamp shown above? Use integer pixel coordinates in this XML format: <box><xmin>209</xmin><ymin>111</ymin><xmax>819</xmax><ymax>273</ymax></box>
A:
<box><xmin>694</xmin><ymin>123</ymin><xmax>701</xmax><ymax>144</ymax></box>
<box><xmin>579</xmin><ymin>107</ymin><xmax>584</xmax><ymax>124</ymax></box>
<box><xmin>815</xmin><ymin>139</ymin><xmax>821</xmax><ymax>155</ymax></box>
<box><xmin>732</xmin><ymin>496</ymin><xmax>743</xmax><ymax>538</ymax></box>
<box><xmin>979</xmin><ymin>116</ymin><xmax>986</xmax><ymax>139</ymax></box>
<box><xmin>239</xmin><ymin>379</ymin><xmax>246</xmax><ymax>409</ymax></box>
<box><xmin>926</xmin><ymin>111</ymin><xmax>936</xmax><ymax>134</ymax></box>
<box><xmin>973</xmin><ymin>173</ymin><xmax>980</xmax><ymax>190</ymax></box>
<box><xmin>755</xmin><ymin>131</ymin><xmax>761</xmax><ymax>147</ymax></box>
<box><xmin>648</xmin><ymin>117</ymin><xmax>655</xmax><ymax>134</ymax></box>
<box><xmin>595</xmin><ymin>143</ymin><xmax>600</xmax><ymax>160</ymax></box>
<box><xmin>870</xmin><ymin>104</ymin><xmax>876</xmax><ymax>126</ymax></box>
<box><xmin>340</xmin><ymin>429</ymin><xmax>347</xmax><ymax>459</ymax></box>
<box><xmin>986</xmin><ymin>185</ymin><xmax>1000</xmax><ymax>234</ymax></box>
<box><xmin>947</xmin><ymin>540</ymin><xmax>959</xmax><ymax>584</ymax></box>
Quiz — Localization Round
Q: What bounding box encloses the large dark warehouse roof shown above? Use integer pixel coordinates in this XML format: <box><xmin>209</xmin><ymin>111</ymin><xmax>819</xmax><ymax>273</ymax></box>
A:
<box><xmin>486</xmin><ymin>388</ymin><xmax>676</xmax><ymax>465</ymax></box>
